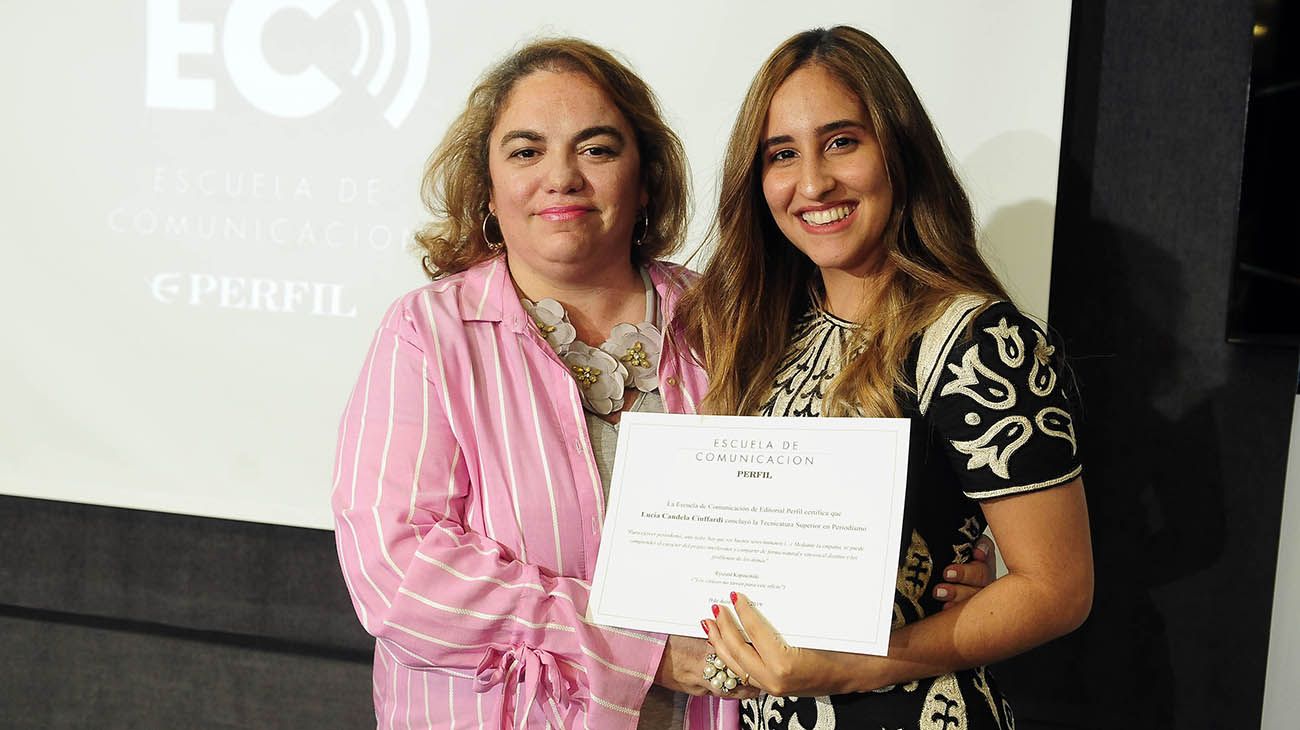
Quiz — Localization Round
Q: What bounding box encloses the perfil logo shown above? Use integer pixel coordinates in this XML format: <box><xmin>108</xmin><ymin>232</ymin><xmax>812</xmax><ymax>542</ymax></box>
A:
<box><xmin>145</xmin><ymin>0</ymin><xmax>429</xmax><ymax>128</ymax></box>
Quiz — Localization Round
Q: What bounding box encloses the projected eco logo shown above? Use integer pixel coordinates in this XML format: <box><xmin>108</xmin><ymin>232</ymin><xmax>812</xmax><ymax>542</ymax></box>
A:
<box><xmin>145</xmin><ymin>0</ymin><xmax>430</xmax><ymax>128</ymax></box>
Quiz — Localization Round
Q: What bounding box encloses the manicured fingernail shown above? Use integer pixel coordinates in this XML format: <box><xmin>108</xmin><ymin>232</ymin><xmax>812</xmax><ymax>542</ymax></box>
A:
<box><xmin>935</xmin><ymin>587</ymin><xmax>950</xmax><ymax>599</ymax></box>
<box><xmin>945</xmin><ymin>569</ymin><xmax>957</xmax><ymax>580</ymax></box>
<box><xmin>701</xmin><ymin>620</ymin><xmax>710</xmax><ymax>636</ymax></box>
<box><xmin>712</xmin><ymin>604</ymin><xmax>720</xmax><ymax>618</ymax></box>
<box><xmin>730</xmin><ymin>591</ymin><xmax>738</xmax><ymax>604</ymax></box>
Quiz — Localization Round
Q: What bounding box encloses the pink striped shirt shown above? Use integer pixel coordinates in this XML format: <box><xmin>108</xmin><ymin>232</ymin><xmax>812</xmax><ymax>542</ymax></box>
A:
<box><xmin>332</xmin><ymin>256</ymin><xmax>739</xmax><ymax>729</ymax></box>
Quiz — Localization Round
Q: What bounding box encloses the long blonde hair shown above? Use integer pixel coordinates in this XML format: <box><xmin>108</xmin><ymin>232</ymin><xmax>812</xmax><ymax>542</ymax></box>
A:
<box><xmin>414</xmin><ymin>38</ymin><xmax>690</xmax><ymax>278</ymax></box>
<box><xmin>676</xmin><ymin>26</ymin><xmax>1009</xmax><ymax>417</ymax></box>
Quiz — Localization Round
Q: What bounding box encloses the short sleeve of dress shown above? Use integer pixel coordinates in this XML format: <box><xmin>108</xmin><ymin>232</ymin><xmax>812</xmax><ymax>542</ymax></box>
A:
<box><xmin>918</xmin><ymin>299</ymin><xmax>1082</xmax><ymax>500</ymax></box>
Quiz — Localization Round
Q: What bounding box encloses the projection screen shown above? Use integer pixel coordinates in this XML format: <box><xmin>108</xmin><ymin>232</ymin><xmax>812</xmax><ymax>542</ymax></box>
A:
<box><xmin>1</xmin><ymin>1</ymin><xmax>1073</xmax><ymax>528</ymax></box>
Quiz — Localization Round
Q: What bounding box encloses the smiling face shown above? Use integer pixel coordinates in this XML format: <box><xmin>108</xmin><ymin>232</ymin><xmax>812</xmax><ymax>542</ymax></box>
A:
<box><xmin>487</xmin><ymin>69</ymin><xmax>646</xmax><ymax>278</ymax></box>
<box><xmin>760</xmin><ymin>64</ymin><xmax>894</xmax><ymax>279</ymax></box>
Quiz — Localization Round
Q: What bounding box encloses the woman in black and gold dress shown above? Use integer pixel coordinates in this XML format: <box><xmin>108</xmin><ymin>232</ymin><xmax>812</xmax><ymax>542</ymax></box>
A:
<box><xmin>675</xmin><ymin>26</ymin><xmax>1092</xmax><ymax>730</ymax></box>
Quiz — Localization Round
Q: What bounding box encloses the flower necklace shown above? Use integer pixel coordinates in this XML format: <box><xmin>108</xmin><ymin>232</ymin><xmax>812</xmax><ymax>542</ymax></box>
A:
<box><xmin>521</xmin><ymin>269</ymin><xmax>662</xmax><ymax>415</ymax></box>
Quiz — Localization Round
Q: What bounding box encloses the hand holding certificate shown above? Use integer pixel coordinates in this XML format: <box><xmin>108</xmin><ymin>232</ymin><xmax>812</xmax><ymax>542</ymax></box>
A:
<box><xmin>587</xmin><ymin>412</ymin><xmax>910</xmax><ymax>656</ymax></box>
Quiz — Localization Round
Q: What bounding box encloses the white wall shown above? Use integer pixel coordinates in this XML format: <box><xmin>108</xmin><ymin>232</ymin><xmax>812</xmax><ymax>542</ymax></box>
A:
<box><xmin>1263</xmin><ymin>394</ymin><xmax>1300</xmax><ymax>729</ymax></box>
<box><xmin>1</xmin><ymin>1</ymin><xmax>1072</xmax><ymax>528</ymax></box>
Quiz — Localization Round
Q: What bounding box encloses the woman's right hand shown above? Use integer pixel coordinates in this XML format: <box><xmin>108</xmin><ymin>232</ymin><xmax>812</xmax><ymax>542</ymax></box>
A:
<box><xmin>654</xmin><ymin>633</ymin><xmax>760</xmax><ymax>699</ymax></box>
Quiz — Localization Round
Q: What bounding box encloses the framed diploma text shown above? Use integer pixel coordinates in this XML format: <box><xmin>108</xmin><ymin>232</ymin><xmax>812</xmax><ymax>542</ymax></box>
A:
<box><xmin>588</xmin><ymin>412</ymin><xmax>911</xmax><ymax>655</ymax></box>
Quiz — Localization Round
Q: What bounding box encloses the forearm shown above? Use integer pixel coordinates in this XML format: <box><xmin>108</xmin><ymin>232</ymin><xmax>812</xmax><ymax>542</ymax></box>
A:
<box><xmin>826</xmin><ymin>481</ymin><xmax>1094</xmax><ymax>693</ymax></box>
<box><xmin>823</xmin><ymin>569</ymin><xmax>1092</xmax><ymax>693</ymax></box>
<box><xmin>338</xmin><ymin>501</ymin><xmax>670</xmax><ymax>669</ymax></box>
<box><xmin>338</xmin><ymin>509</ymin><xmax>668</xmax><ymax>725</ymax></box>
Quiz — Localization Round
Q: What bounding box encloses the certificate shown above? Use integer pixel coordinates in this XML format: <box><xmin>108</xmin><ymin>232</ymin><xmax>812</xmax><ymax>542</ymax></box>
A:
<box><xmin>588</xmin><ymin>412</ymin><xmax>911</xmax><ymax>655</ymax></box>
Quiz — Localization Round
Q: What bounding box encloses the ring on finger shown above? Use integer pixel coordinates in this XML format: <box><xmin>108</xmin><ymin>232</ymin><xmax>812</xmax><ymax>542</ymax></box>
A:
<box><xmin>703</xmin><ymin>653</ymin><xmax>741</xmax><ymax>693</ymax></box>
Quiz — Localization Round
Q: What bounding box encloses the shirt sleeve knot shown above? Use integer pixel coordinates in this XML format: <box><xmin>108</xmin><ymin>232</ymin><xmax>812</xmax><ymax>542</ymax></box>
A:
<box><xmin>474</xmin><ymin>643</ymin><xmax>573</xmax><ymax>727</ymax></box>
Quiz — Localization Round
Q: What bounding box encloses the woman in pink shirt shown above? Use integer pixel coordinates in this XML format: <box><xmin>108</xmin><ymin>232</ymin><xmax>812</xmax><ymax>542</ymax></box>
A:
<box><xmin>332</xmin><ymin>37</ymin><xmax>993</xmax><ymax>730</ymax></box>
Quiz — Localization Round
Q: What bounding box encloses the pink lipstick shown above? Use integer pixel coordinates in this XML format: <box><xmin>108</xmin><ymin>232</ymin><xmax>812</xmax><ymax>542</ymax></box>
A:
<box><xmin>538</xmin><ymin>206</ymin><xmax>592</xmax><ymax>222</ymax></box>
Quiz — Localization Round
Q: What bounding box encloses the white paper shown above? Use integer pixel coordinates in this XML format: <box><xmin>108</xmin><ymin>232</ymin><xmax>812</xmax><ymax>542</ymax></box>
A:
<box><xmin>588</xmin><ymin>412</ymin><xmax>911</xmax><ymax>655</ymax></box>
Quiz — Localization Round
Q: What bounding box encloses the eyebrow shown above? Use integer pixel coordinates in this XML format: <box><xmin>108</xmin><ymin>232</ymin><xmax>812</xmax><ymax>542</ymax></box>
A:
<box><xmin>499</xmin><ymin>129</ymin><xmax>543</xmax><ymax>146</ymax></box>
<box><xmin>761</xmin><ymin>119</ymin><xmax>866</xmax><ymax>151</ymax></box>
<box><xmin>498</xmin><ymin>125</ymin><xmax>626</xmax><ymax>148</ymax></box>
<box><xmin>575</xmin><ymin>125</ymin><xmax>626</xmax><ymax>145</ymax></box>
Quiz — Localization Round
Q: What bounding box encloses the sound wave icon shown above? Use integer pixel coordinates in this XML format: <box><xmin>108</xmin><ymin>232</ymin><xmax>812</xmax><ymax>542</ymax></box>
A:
<box><xmin>348</xmin><ymin>0</ymin><xmax>429</xmax><ymax>128</ymax></box>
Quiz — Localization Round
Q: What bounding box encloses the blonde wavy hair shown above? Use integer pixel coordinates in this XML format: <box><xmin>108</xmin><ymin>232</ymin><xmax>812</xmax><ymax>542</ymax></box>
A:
<box><xmin>414</xmin><ymin>38</ymin><xmax>690</xmax><ymax>278</ymax></box>
<box><xmin>676</xmin><ymin>26</ymin><xmax>1009</xmax><ymax>418</ymax></box>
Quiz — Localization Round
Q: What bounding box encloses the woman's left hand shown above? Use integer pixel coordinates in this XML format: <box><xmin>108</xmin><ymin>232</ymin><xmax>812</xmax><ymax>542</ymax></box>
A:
<box><xmin>703</xmin><ymin>536</ymin><xmax>999</xmax><ymax>697</ymax></box>
<box><xmin>702</xmin><ymin>593</ymin><xmax>869</xmax><ymax>698</ymax></box>
<box><xmin>934</xmin><ymin>533</ymin><xmax>997</xmax><ymax>609</ymax></box>
<box><xmin>655</xmin><ymin>633</ymin><xmax>762</xmax><ymax>699</ymax></box>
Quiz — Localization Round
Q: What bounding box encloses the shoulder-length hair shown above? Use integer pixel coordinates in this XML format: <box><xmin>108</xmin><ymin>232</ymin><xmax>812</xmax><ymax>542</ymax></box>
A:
<box><xmin>676</xmin><ymin>25</ymin><xmax>1009</xmax><ymax>417</ymax></box>
<box><xmin>414</xmin><ymin>37</ymin><xmax>690</xmax><ymax>278</ymax></box>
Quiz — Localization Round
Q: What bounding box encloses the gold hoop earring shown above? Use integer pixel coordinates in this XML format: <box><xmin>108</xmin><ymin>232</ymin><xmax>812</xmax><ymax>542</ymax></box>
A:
<box><xmin>632</xmin><ymin>207</ymin><xmax>650</xmax><ymax>247</ymax></box>
<box><xmin>482</xmin><ymin>213</ymin><xmax>505</xmax><ymax>252</ymax></box>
